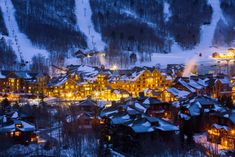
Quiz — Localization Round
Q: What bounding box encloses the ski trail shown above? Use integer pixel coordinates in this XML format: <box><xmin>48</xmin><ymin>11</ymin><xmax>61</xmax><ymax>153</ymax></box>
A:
<box><xmin>145</xmin><ymin>0</ymin><xmax>228</xmax><ymax>67</ymax></box>
<box><xmin>198</xmin><ymin>0</ymin><xmax>227</xmax><ymax>50</ymax></box>
<box><xmin>75</xmin><ymin>0</ymin><xmax>105</xmax><ymax>51</ymax></box>
<box><xmin>0</xmin><ymin>0</ymin><xmax>48</xmax><ymax>62</ymax></box>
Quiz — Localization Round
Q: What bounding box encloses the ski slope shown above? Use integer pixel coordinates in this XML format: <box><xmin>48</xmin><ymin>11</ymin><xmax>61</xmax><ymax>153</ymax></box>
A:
<box><xmin>139</xmin><ymin>0</ymin><xmax>228</xmax><ymax>68</ymax></box>
<box><xmin>163</xmin><ymin>1</ymin><xmax>171</xmax><ymax>22</ymax></box>
<box><xmin>75</xmin><ymin>0</ymin><xmax>106</xmax><ymax>51</ymax></box>
<box><xmin>0</xmin><ymin>0</ymin><xmax>48</xmax><ymax>62</ymax></box>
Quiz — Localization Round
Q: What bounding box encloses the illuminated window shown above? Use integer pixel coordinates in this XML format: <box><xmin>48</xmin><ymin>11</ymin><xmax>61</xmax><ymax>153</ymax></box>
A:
<box><xmin>16</xmin><ymin>124</ymin><xmax>22</xmax><ymax>128</ymax></box>
<box><xmin>10</xmin><ymin>79</ymin><xmax>15</xmax><ymax>83</ymax></box>
<box><xmin>15</xmin><ymin>131</ymin><xmax>21</xmax><ymax>136</ymax></box>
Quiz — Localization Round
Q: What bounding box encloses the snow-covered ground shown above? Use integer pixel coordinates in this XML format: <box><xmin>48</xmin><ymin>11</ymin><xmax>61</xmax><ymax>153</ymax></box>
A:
<box><xmin>0</xmin><ymin>0</ymin><xmax>49</xmax><ymax>62</ymax></box>
<box><xmin>139</xmin><ymin>0</ymin><xmax>228</xmax><ymax>68</ymax></box>
<box><xmin>75</xmin><ymin>0</ymin><xmax>106</xmax><ymax>51</ymax></box>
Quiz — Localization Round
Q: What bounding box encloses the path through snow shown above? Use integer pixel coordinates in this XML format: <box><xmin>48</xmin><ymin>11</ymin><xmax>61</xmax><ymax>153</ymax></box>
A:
<box><xmin>0</xmin><ymin>0</ymin><xmax>48</xmax><ymax>62</ymax></box>
<box><xmin>75</xmin><ymin>0</ymin><xmax>105</xmax><ymax>51</ymax></box>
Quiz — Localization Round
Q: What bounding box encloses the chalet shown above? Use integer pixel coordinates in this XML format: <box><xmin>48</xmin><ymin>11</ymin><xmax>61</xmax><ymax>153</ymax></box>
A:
<box><xmin>48</xmin><ymin>72</ymin><xmax>80</xmax><ymax>99</ymax></box>
<box><xmin>0</xmin><ymin>71</ymin><xmax>50</xmax><ymax>100</ymax></box>
<box><xmin>0</xmin><ymin>110</ymin><xmax>37</xmax><ymax>143</ymax></box>
<box><xmin>166</xmin><ymin>64</ymin><xmax>184</xmax><ymax>77</ymax></box>
<box><xmin>0</xmin><ymin>71</ymin><xmax>36</xmax><ymax>97</ymax></box>
<box><xmin>213</xmin><ymin>75</ymin><xmax>233</xmax><ymax>99</ymax></box>
<box><xmin>174</xmin><ymin>78</ymin><xmax>196</xmax><ymax>93</ymax></box>
<box><xmin>72</xmin><ymin>98</ymin><xmax>100</xmax><ymax>117</ymax></box>
<box><xmin>100</xmin><ymin>98</ymin><xmax>178</xmax><ymax>135</ymax></box>
<box><xmin>163</xmin><ymin>87</ymin><xmax>190</xmax><ymax>102</ymax></box>
<box><xmin>65</xmin><ymin>112</ymin><xmax>97</xmax><ymax>129</ymax></box>
<box><xmin>179</xmin><ymin>96</ymin><xmax>225</xmax><ymax>132</ymax></box>
<box><xmin>102</xmin><ymin>108</ymin><xmax>178</xmax><ymax>134</ymax></box>
<box><xmin>143</xmin><ymin>97</ymin><xmax>172</xmax><ymax>120</ymax></box>
<box><xmin>207</xmin><ymin>111</ymin><xmax>235</xmax><ymax>150</ymax></box>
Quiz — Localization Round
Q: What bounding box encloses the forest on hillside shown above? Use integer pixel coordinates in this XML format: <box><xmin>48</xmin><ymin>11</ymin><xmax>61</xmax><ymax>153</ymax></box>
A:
<box><xmin>90</xmin><ymin>0</ymin><xmax>212</xmax><ymax>54</ymax></box>
<box><xmin>11</xmin><ymin>0</ymin><xmax>87</xmax><ymax>54</ymax></box>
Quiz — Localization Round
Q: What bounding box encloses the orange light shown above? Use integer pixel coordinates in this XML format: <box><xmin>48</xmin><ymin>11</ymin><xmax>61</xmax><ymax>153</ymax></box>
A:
<box><xmin>15</xmin><ymin>131</ymin><xmax>21</xmax><ymax>136</ymax></box>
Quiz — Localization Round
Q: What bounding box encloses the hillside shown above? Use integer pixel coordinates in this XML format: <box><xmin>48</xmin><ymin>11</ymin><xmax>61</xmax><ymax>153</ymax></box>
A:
<box><xmin>0</xmin><ymin>0</ymin><xmax>234</xmax><ymax>68</ymax></box>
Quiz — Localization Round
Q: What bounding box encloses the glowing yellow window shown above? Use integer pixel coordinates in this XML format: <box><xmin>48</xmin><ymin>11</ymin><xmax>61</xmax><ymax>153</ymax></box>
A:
<box><xmin>15</xmin><ymin>131</ymin><xmax>21</xmax><ymax>136</ymax></box>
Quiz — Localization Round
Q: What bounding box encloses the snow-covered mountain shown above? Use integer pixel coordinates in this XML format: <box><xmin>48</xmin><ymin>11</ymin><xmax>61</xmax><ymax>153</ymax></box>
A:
<box><xmin>0</xmin><ymin>0</ymin><xmax>234</xmax><ymax>69</ymax></box>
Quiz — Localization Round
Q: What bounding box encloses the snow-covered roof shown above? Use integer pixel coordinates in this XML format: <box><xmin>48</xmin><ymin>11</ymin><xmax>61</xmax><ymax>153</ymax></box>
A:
<box><xmin>128</xmin><ymin>119</ymin><xmax>154</xmax><ymax>133</ymax></box>
<box><xmin>134</xmin><ymin>102</ymin><xmax>147</xmax><ymax>113</ymax></box>
<box><xmin>0</xmin><ymin>120</ymin><xmax>35</xmax><ymax>133</ymax></box>
<box><xmin>197</xmin><ymin>78</ymin><xmax>209</xmax><ymax>87</ymax></box>
<box><xmin>183</xmin><ymin>96</ymin><xmax>225</xmax><ymax>117</ymax></box>
<box><xmin>0</xmin><ymin>71</ymin><xmax>6</xmax><ymax>79</ymax></box>
<box><xmin>179</xmin><ymin>113</ymin><xmax>191</xmax><ymax>120</ymax></box>
<box><xmin>14</xmin><ymin>72</ymin><xmax>32</xmax><ymax>79</ymax></box>
<box><xmin>178</xmin><ymin>78</ymin><xmax>196</xmax><ymax>93</ymax></box>
<box><xmin>18</xmin><ymin>121</ymin><xmax>36</xmax><ymax>132</ymax></box>
<box><xmin>130</xmin><ymin>70</ymin><xmax>145</xmax><ymax>81</ymax></box>
<box><xmin>100</xmin><ymin>106</ymin><xmax>119</xmax><ymax>118</ymax></box>
<box><xmin>76</xmin><ymin>65</ymin><xmax>99</xmax><ymax>77</ymax></box>
<box><xmin>142</xmin><ymin>97</ymin><xmax>163</xmax><ymax>105</ymax></box>
<box><xmin>212</xmin><ymin>123</ymin><xmax>229</xmax><ymax>131</ymax></box>
<box><xmin>77</xmin><ymin>99</ymin><xmax>97</xmax><ymax>107</ymax></box>
<box><xmin>188</xmin><ymin>102</ymin><xmax>201</xmax><ymax>116</ymax></box>
<box><xmin>188</xmin><ymin>80</ymin><xmax>203</xmax><ymax>90</ymax></box>
<box><xmin>126</xmin><ymin>106</ymin><xmax>141</xmax><ymax>115</ymax></box>
<box><xmin>166</xmin><ymin>75</ymin><xmax>173</xmax><ymax>81</ymax></box>
<box><xmin>110</xmin><ymin>113</ymin><xmax>131</xmax><ymax>125</ymax></box>
<box><xmin>155</xmin><ymin>119</ymin><xmax>179</xmax><ymax>131</ymax></box>
<box><xmin>11</xmin><ymin>111</ymin><xmax>19</xmax><ymax>119</ymax></box>
<box><xmin>167</xmin><ymin>87</ymin><xmax>190</xmax><ymax>98</ymax></box>
<box><xmin>217</xmin><ymin>77</ymin><xmax>230</xmax><ymax>84</ymax></box>
<box><xmin>49</xmin><ymin>75</ymin><xmax>68</xmax><ymax>87</ymax></box>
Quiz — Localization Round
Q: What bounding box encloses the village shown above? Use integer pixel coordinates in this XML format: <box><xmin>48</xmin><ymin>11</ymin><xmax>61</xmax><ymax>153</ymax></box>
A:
<box><xmin>0</xmin><ymin>49</ymin><xmax>235</xmax><ymax>156</ymax></box>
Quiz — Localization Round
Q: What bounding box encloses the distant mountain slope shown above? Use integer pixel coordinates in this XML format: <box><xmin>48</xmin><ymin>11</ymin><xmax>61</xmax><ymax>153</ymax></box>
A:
<box><xmin>11</xmin><ymin>0</ymin><xmax>87</xmax><ymax>53</ymax></box>
<box><xmin>0</xmin><ymin>0</ymin><xmax>234</xmax><ymax>68</ymax></box>
<box><xmin>75</xmin><ymin>0</ymin><xmax>106</xmax><ymax>51</ymax></box>
<box><xmin>214</xmin><ymin>0</ymin><xmax>235</xmax><ymax>46</ymax></box>
<box><xmin>0</xmin><ymin>0</ymin><xmax>49</xmax><ymax>62</ymax></box>
<box><xmin>90</xmin><ymin>0</ymin><xmax>212</xmax><ymax>53</ymax></box>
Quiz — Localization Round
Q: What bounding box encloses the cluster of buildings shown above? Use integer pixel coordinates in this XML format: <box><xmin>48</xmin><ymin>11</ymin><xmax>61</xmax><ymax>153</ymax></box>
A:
<box><xmin>0</xmin><ymin>65</ymin><xmax>234</xmax><ymax>104</ymax></box>
<box><xmin>0</xmin><ymin>103</ymin><xmax>37</xmax><ymax>144</ymax></box>
<box><xmin>0</xmin><ymin>63</ymin><xmax>234</xmax><ymax>154</ymax></box>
